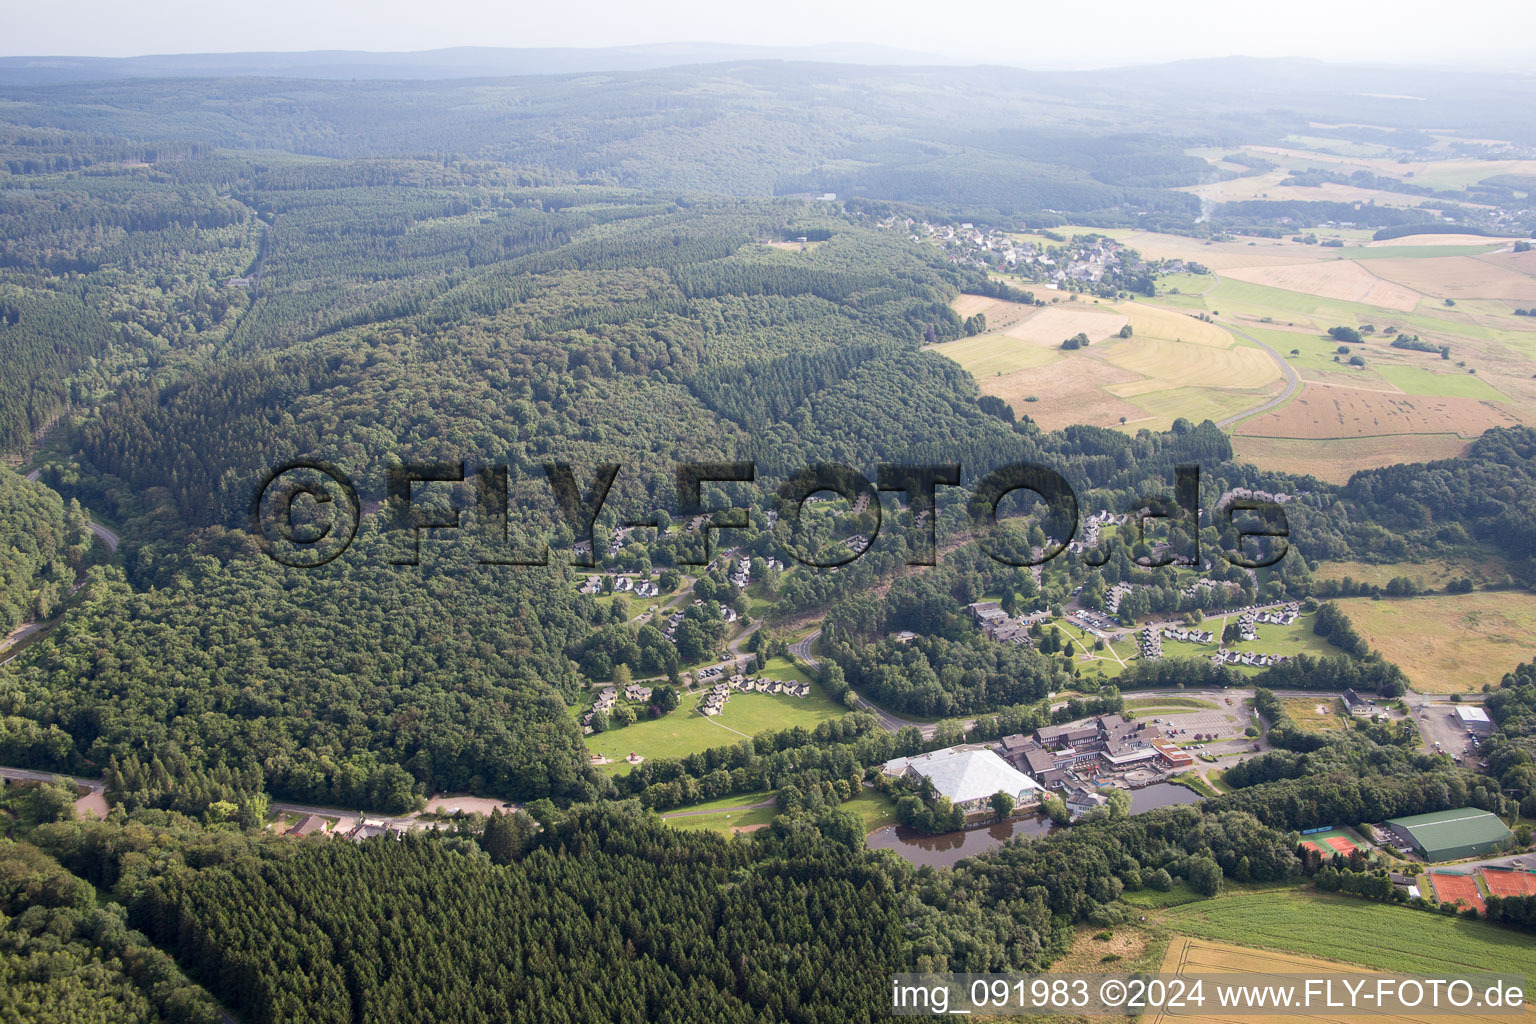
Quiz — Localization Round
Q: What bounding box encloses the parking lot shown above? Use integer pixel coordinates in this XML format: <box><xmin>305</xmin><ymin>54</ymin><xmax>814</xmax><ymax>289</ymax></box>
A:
<box><xmin>1416</xmin><ymin>702</ymin><xmax>1486</xmax><ymax>765</ymax></box>
<box><xmin>1152</xmin><ymin>709</ymin><xmax>1242</xmax><ymax>741</ymax></box>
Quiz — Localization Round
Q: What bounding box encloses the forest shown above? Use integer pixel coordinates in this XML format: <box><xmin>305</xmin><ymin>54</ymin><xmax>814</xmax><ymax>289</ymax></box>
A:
<box><xmin>1</xmin><ymin>59</ymin><xmax>1535</xmax><ymax>1023</ymax></box>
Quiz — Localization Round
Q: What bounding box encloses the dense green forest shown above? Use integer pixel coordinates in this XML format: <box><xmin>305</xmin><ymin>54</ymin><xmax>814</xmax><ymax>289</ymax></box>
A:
<box><xmin>0</xmin><ymin>468</ymin><xmax>93</xmax><ymax>633</ymax></box>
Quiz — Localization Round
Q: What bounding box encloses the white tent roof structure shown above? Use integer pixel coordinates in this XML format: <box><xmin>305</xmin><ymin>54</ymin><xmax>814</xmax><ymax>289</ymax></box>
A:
<box><xmin>886</xmin><ymin>747</ymin><xmax>1043</xmax><ymax>804</ymax></box>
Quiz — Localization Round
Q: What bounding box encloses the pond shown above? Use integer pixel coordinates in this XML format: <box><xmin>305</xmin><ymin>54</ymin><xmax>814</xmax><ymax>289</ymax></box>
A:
<box><xmin>866</xmin><ymin>814</ymin><xmax>1059</xmax><ymax>869</ymax></box>
<box><xmin>867</xmin><ymin>783</ymin><xmax>1204</xmax><ymax>868</ymax></box>
<box><xmin>1130</xmin><ymin>782</ymin><xmax>1205</xmax><ymax>813</ymax></box>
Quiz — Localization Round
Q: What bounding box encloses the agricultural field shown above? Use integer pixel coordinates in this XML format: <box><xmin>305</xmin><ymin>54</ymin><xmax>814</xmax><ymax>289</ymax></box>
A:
<box><xmin>1220</xmin><ymin>260</ymin><xmax>1423</xmax><ymax>312</ymax></box>
<box><xmin>1336</xmin><ymin>592</ymin><xmax>1536</xmax><ymax>693</ymax></box>
<box><xmin>982</xmin><ymin>353</ymin><xmax>1147</xmax><ymax>430</ymax></box>
<box><xmin>994</xmin><ymin>302</ymin><xmax>1129</xmax><ymax>346</ymax></box>
<box><xmin>1374</xmin><ymin>364</ymin><xmax>1510</xmax><ymax>400</ymax></box>
<box><xmin>1158</xmin><ymin>887</ymin><xmax>1536</xmax><ymax>982</ymax></box>
<box><xmin>1234</xmin><ymin>385</ymin><xmax>1519</xmax><ymax>439</ymax></box>
<box><xmin>924</xmin><ymin>331</ymin><xmax>1061</xmax><ymax>377</ymax></box>
<box><xmin>1176</xmin><ymin>168</ymin><xmax>1457</xmax><ymax>209</ymax></box>
<box><xmin>1364</xmin><ymin>254</ymin><xmax>1536</xmax><ymax>303</ymax></box>
<box><xmin>971</xmin><ymin>219</ymin><xmax>1536</xmax><ymax>476</ymax></box>
<box><xmin>583</xmin><ymin>676</ymin><xmax>845</xmax><ymax>767</ymax></box>
<box><xmin>1230</xmin><ymin>434</ymin><xmax>1471</xmax><ymax>484</ymax></box>
<box><xmin>1154</xmin><ymin>935</ymin><xmax>1526</xmax><ymax>1024</ymax></box>
<box><xmin>1102</xmin><ymin>337</ymin><xmax>1280</xmax><ymax>392</ymax></box>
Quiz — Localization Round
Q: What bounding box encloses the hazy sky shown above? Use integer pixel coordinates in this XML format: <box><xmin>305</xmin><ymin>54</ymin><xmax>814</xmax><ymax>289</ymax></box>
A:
<box><xmin>8</xmin><ymin>0</ymin><xmax>1534</xmax><ymax>68</ymax></box>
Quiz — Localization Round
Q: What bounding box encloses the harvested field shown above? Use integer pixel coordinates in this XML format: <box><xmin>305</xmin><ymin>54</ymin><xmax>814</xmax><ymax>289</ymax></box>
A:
<box><xmin>997</xmin><ymin>303</ymin><xmax>1128</xmax><ymax>347</ymax></box>
<box><xmin>1120</xmin><ymin>303</ymin><xmax>1234</xmax><ymax>347</ymax></box>
<box><xmin>1337</xmin><ymin>591</ymin><xmax>1536</xmax><ymax>693</ymax></box>
<box><xmin>1475</xmin><ymin>248</ymin><xmax>1536</xmax><ymax>278</ymax></box>
<box><xmin>924</xmin><ymin>332</ymin><xmax>1061</xmax><ymax>377</ymax></box>
<box><xmin>1364</xmin><ymin>255</ymin><xmax>1536</xmax><ymax>303</ymax></box>
<box><xmin>1104</xmin><ymin>338</ymin><xmax>1280</xmax><ymax>392</ymax></box>
<box><xmin>1178</xmin><ymin>170</ymin><xmax>1444</xmax><ymax>209</ymax></box>
<box><xmin>1122</xmin><ymin>385</ymin><xmax>1282</xmax><ymax>431</ymax></box>
<box><xmin>1220</xmin><ymin>261</ymin><xmax>1423</xmax><ymax>312</ymax></box>
<box><xmin>1124</xmin><ymin>232</ymin><xmax>1330</xmax><ymax>271</ymax></box>
<box><xmin>1234</xmin><ymin>383</ymin><xmax>1519</xmax><ymax>439</ymax></box>
<box><xmin>948</xmin><ymin>295</ymin><xmax>1037</xmax><ymax>332</ymax></box>
<box><xmin>1231</xmin><ymin>433</ymin><xmax>1470</xmax><ymax>483</ymax></box>
<box><xmin>983</xmin><ymin>355</ymin><xmax>1144</xmax><ymax>430</ymax></box>
<box><xmin>1368</xmin><ymin>233</ymin><xmax>1526</xmax><ymax>247</ymax></box>
<box><xmin>1481</xmin><ymin>869</ymin><xmax>1536</xmax><ymax>897</ymax></box>
<box><xmin>1429</xmin><ymin>871</ymin><xmax>1485</xmax><ymax>914</ymax></box>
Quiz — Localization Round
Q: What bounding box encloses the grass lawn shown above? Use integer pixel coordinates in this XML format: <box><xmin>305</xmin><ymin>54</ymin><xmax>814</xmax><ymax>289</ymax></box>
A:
<box><xmin>1337</xmin><ymin>591</ymin><xmax>1536</xmax><ymax>692</ymax></box>
<box><xmin>1052</xmin><ymin>621</ymin><xmax>1135</xmax><ymax>679</ymax></box>
<box><xmin>845</xmin><ymin>790</ymin><xmax>900</xmax><ymax>831</ymax></box>
<box><xmin>585</xmin><ymin>675</ymin><xmax>844</xmax><ymax>767</ymax></box>
<box><xmin>664</xmin><ymin>803</ymin><xmax>777</xmax><ymax>832</ymax></box>
<box><xmin>758</xmin><ymin>656</ymin><xmax>814</xmax><ymax>685</ymax></box>
<box><xmin>1197</xmin><ymin>611</ymin><xmax>1340</xmax><ymax>671</ymax></box>
<box><xmin>662</xmin><ymin>789</ymin><xmax>897</xmax><ymax>835</ymax></box>
<box><xmin>1125</xmin><ymin>696</ymin><xmax>1220</xmax><ymax>710</ymax></box>
<box><xmin>1281</xmin><ymin>696</ymin><xmax>1350</xmax><ymax>732</ymax></box>
<box><xmin>1159</xmin><ymin>886</ymin><xmax>1536</xmax><ymax>981</ymax></box>
<box><xmin>1122</xmin><ymin>879</ymin><xmax>1208</xmax><ymax>909</ymax></box>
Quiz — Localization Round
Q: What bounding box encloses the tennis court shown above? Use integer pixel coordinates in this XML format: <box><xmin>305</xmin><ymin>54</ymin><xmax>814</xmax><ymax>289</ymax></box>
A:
<box><xmin>1429</xmin><ymin>871</ymin><xmax>1486</xmax><ymax>913</ymax></box>
<box><xmin>1324</xmin><ymin>836</ymin><xmax>1359</xmax><ymax>856</ymax></box>
<box><xmin>1479</xmin><ymin>867</ymin><xmax>1536</xmax><ymax>897</ymax></box>
<box><xmin>1300</xmin><ymin>840</ymin><xmax>1323</xmax><ymax>856</ymax></box>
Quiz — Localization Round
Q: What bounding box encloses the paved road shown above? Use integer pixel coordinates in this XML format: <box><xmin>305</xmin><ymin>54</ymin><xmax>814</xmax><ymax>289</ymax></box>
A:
<box><xmin>788</xmin><ymin>629</ymin><xmax>939</xmax><ymax>736</ymax></box>
<box><xmin>1215</xmin><ymin>321</ymin><xmax>1301</xmax><ymax>428</ymax></box>
<box><xmin>0</xmin><ymin>764</ymin><xmax>103</xmax><ymax>790</ymax></box>
<box><xmin>20</xmin><ymin>468</ymin><xmax>120</xmax><ymax>552</ymax></box>
<box><xmin>788</xmin><ymin>629</ymin><xmax>820</xmax><ymax>666</ymax></box>
<box><xmin>88</xmin><ymin>521</ymin><xmax>120</xmax><ymax>553</ymax></box>
<box><xmin>0</xmin><ymin>620</ymin><xmax>45</xmax><ymax>660</ymax></box>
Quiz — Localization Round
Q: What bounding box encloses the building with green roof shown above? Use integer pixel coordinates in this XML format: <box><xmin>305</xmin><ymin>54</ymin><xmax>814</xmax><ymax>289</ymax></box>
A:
<box><xmin>1384</xmin><ymin>808</ymin><xmax>1512</xmax><ymax>862</ymax></box>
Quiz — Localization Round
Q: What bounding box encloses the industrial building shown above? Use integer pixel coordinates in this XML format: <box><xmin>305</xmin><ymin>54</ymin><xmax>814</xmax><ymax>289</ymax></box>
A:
<box><xmin>1383</xmin><ymin>807</ymin><xmax>1512</xmax><ymax>862</ymax></box>
<box><xmin>1453</xmin><ymin>706</ymin><xmax>1493</xmax><ymax>735</ymax></box>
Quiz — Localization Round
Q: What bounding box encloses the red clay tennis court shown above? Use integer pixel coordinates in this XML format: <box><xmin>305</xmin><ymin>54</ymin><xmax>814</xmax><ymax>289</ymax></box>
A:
<box><xmin>1429</xmin><ymin>871</ymin><xmax>1485</xmax><ymax>913</ymax></box>
<box><xmin>1480</xmin><ymin>868</ymin><xmax>1536</xmax><ymax>897</ymax></box>
<box><xmin>1300</xmin><ymin>840</ymin><xmax>1323</xmax><ymax>856</ymax></box>
<box><xmin>1323</xmin><ymin>836</ymin><xmax>1358</xmax><ymax>856</ymax></box>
